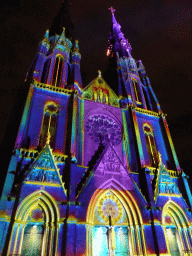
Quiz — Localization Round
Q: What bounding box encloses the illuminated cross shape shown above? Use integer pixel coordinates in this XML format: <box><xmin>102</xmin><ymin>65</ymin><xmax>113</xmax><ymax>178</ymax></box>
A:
<box><xmin>109</xmin><ymin>7</ymin><xmax>116</xmax><ymax>14</ymax></box>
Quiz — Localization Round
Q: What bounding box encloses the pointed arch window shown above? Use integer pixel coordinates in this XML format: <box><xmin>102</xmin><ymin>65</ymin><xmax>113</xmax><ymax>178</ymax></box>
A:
<box><xmin>52</xmin><ymin>56</ymin><xmax>64</xmax><ymax>87</ymax></box>
<box><xmin>39</xmin><ymin>102</ymin><xmax>58</xmax><ymax>149</ymax></box>
<box><xmin>132</xmin><ymin>79</ymin><xmax>142</xmax><ymax>102</ymax></box>
<box><xmin>41</xmin><ymin>58</ymin><xmax>51</xmax><ymax>84</ymax></box>
<box><xmin>92</xmin><ymin>87</ymin><xmax>109</xmax><ymax>104</ymax></box>
<box><xmin>143</xmin><ymin>124</ymin><xmax>159</xmax><ymax>166</ymax></box>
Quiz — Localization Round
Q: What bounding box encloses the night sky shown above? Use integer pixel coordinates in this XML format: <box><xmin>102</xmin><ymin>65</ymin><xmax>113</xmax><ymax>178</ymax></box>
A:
<box><xmin>0</xmin><ymin>0</ymin><xmax>192</xmax><ymax>180</ymax></box>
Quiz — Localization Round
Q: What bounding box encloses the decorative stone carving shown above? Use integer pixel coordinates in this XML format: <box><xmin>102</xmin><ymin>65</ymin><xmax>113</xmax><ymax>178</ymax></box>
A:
<box><xmin>25</xmin><ymin>169</ymin><xmax>59</xmax><ymax>184</ymax></box>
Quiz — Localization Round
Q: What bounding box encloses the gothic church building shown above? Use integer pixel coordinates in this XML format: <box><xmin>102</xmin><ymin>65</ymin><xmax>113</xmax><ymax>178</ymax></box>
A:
<box><xmin>0</xmin><ymin>2</ymin><xmax>192</xmax><ymax>255</ymax></box>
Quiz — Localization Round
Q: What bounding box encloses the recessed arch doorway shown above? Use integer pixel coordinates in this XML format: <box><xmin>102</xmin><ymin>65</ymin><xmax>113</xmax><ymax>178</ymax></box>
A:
<box><xmin>86</xmin><ymin>186</ymin><xmax>146</xmax><ymax>256</ymax></box>
<box><xmin>7</xmin><ymin>190</ymin><xmax>60</xmax><ymax>256</ymax></box>
<box><xmin>162</xmin><ymin>200</ymin><xmax>192</xmax><ymax>256</ymax></box>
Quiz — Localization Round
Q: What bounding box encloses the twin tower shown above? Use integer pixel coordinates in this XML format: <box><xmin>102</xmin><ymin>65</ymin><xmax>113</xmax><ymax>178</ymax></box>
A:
<box><xmin>0</xmin><ymin>2</ymin><xmax>192</xmax><ymax>255</ymax></box>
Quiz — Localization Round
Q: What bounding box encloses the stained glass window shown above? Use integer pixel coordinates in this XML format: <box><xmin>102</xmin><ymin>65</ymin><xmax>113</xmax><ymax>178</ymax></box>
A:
<box><xmin>114</xmin><ymin>227</ymin><xmax>129</xmax><ymax>255</ymax></box>
<box><xmin>21</xmin><ymin>224</ymin><xmax>44</xmax><ymax>256</ymax></box>
<box><xmin>166</xmin><ymin>228</ymin><xmax>181</xmax><ymax>256</ymax></box>
<box><xmin>93</xmin><ymin>227</ymin><xmax>108</xmax><ymax>256</ymax></box>
<box><xmin>86</xmin><ymin>114</ymin><xmax>122</xmax><ymax>146</ymax></box>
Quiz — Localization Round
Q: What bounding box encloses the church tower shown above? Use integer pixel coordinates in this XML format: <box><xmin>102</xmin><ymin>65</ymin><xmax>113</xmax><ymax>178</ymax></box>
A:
<box><xmin>0</xmin><ymin>3</ymin><xmax>192</xmax><ymax>255</ymax></box>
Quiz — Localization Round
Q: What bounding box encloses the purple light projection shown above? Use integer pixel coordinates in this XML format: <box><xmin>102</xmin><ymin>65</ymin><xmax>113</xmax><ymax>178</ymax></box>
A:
<box><xmin>85</xmin><ymin>114</ymin><xmax>122</xmax><ymax>146</ymax></box>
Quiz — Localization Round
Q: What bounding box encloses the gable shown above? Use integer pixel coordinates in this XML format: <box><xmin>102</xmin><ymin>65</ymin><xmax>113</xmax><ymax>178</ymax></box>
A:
<box><xmin>154</xmin><ymin>157</ymin><xmax>180</xmax><ymax>202</ymax></box>
<box><xmin>76</xmin><ymin>143</ymin><xmax>134</xmax><ymax>199</ymax></box>
<box><xmin>82</xmin><ymin>76</ymin><xmax>119</xmax><ymax>107</ymax></box>
<box><xmin>95</xmin><ymin>144</ymin><xmax>129</xmax><ymax>177</ymax></box>
<box><xmin>24</xmin><ymin>145</ymin><xmax>66</xmax><ymax>193</ymax></box>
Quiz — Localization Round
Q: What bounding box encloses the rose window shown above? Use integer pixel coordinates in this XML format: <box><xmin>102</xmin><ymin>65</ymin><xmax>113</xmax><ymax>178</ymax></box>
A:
<box><xmin>85</xmin><ymin>114</ymin><xmax>121</xmax><ymax>145</ymax></box>
<box><xmin>98</xmin><ymin>193</ymin><xmax>123</xmax><ymax>224</ymax></box>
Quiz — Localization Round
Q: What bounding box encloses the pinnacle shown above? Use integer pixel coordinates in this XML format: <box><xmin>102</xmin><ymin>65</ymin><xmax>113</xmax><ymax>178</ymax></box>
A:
<box><xmin>107</xmin><ymin>7</ymin><xmax>132</xmax><ymax>58</ymax></box>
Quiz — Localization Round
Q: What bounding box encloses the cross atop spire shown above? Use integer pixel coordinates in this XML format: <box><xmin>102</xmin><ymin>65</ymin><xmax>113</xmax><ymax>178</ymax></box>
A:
<box><xmin>107</xmin><ymin>7</ymin><xmax>132</xmax><ymax>58</ymax></box>
<box><xmin>109</xmin><ymin>6</ymin><xmax>118</xmax><ymax>25</ymax></box>
<box><xmin>109</xmin><ymin>7</ymin><xmax>116</xmax><ymax>14</ymax></box>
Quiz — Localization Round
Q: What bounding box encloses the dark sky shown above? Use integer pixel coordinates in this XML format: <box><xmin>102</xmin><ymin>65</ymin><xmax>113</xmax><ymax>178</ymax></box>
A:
<box><xmin>0</xmin><ymin>0</ymin><xmax>192</xmax><ymax>178</ymax></box>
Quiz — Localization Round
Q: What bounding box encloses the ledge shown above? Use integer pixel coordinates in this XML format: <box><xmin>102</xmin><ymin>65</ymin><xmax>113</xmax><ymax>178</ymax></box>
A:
<box><xmin>134</xmin><ymin>107</ymin><xmax>159</xmax><ymax>117</ymax></box>
<box><xmin>33</xmin><ymin>79</ymin><xmax>77</xmax><ymax>95</ymax></box>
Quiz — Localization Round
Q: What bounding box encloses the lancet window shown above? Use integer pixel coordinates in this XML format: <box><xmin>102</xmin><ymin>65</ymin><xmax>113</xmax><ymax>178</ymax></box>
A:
<box><xmin>93</xmin><ymin>87</ymin><xmax>109</xmax><ymax>104</ymax></box>
<box><xmin>39</xmin><ymin>102</ymin><xmax>58</xmax><ymax>149</ymax></box>
<box><xmin>41</xmin><ymin>58</ymin><xmax>51</xmax><ymax>84</ymax></box>
<box><xmin>143</xmin><ymin>124</ymin><xmax>159</xmax><ymax>166</ymax></box>
<box><xmin>52</xmin><ymin>55</ymin><xmax>64</xmax><ymax>87</ymax></box>
<box><xmin>163</xmin><ymin>201</ymin><xmax>192</xmax><ymax>256</ymax></box>
<box><xmin>132</xmin><ymin>79</ymin><xmax>142</xmax><ymax>103</ymax></box>
<box><xmin>87</xmin><ymin>189</ymin><xmax>146</xmax><ymax>256</ymax></box>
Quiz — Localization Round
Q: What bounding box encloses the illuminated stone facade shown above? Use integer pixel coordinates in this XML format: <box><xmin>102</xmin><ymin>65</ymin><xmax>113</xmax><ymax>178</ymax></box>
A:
<box><xmin>0</xmin><ymin>3</ymin><xmax>192</xmax><ymax>256</ymax></box>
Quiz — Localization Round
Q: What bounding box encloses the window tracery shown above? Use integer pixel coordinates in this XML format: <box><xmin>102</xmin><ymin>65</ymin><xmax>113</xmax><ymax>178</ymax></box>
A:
<box><xmin>143</xmin><ymin>124</ymin><xmax>159</xmax><ymax>166</ymax></box>
<box><xmin>93</xmin><ymin>86</ymin><xmax>109</xmax><ymax>104</ymax></box>
<box><xmin>98</xmin><ymin>193</ymin><xmax>123</xmax><ymax>225</ymax></box>
<box><xmin>39</xmin><ymin>102</ymin><xmax>58</xmax><ymax>149</ymax></box>
<box><xmin>132</xmin><ymin>78</ymin><xmax>142</xmax><ymax>103</ymax></box>
<box><xmin>85</xmin><ymin>114</ymin><xmax>122</xmax><ymax>146</ymax></box>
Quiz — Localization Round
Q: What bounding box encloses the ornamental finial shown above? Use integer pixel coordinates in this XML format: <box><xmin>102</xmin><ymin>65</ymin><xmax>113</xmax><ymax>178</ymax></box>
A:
<box><xmin>98</xmin><ymin>70</ymin><xmax>102</xmax><ymax>78</ymax></box>
<box><xmin>109</xmin><ymin>7</ymin><xmax>116</xmax><ymax>14</ymax></box>
<box><xmin>158</xmin><ymin>151</ymin><xmax>162</xmax><ymax>165</ymax></box>
<box><xmin>73</xmin><ymin>39</ymin><xmax>80</xmax><ymax>52</ymax></box>
<box><xmin>46</xmin><ymin>130</ymin><xmax>51</xmax><ymax>145</ymax></box>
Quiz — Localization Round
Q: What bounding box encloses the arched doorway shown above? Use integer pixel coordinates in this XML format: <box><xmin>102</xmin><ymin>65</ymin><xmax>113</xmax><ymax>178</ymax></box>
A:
<box><xmin>162</xmin><ymin>201</ymin><xmax>192</xmax><ymax>256</ymax></box>
<box><xmin>86</xmin><ymin>186</ymin><xmax>146</xmax><ymax>256</ymax></box>
<box><xmin>7</xmin><ymin>190</ymin><xmax>60</xmax><ymax>256</ymax></box>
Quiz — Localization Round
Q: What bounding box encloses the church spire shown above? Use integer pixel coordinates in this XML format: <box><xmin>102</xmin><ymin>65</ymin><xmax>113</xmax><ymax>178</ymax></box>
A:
<box><xmin>49</xmin><ymin>0</ymin><xmax>74</xmax><ymax>39</ymax></box>
<box><xmin>107</xmin><ymin>7</ymin><xmax>132</xmax><ymax>58</ymax></box>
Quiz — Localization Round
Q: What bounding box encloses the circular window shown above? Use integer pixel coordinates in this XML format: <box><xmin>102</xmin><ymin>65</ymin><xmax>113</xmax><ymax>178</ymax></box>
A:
<box><xmin>85</xmin><ymin>114</ymin><xmax>121</xmax><ymax>145</ymax></box>
<box><xmin>98</xmin><ymin>193</ymin><xmax>123</xmax><ymax>224</ymax></box>
<box><xmin>45</xmin><ymin>102</ymin><xmax>58</xmax><ymax>114</ymax></box>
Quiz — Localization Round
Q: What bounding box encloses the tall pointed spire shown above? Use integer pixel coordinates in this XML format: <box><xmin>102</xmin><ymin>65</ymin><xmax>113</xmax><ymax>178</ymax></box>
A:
<box><xmin>107</xmin><ymin>7</ymin><xmax>132</xmax><ymax>58</ymax></box>
<box><xmin>49</xmin><ymin>0</ymin><xmax>74</xmax><ymax>39</ymax></box>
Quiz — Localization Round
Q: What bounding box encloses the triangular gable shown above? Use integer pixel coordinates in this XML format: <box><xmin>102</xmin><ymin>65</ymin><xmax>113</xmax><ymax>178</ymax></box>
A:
<box><xmin>76</xmin><ymin>142</ymin><xmax>133</xmax><ymax>199</ymax></box>
<box><xmin>154</xmin><ymin>154</ymin><xmax>180</xmax><ymax>202</ymax></box>
<box><xmin>25</xmin><ymin>144</ymin><xmax>66</xmax><ymax>194</ymax></box>
<box><xmin>82</xmin><ymin>75</ymin><xmax>119</xmax><ymax>107</ymax></box>
<box><xmin>95</xmin><ymin>143</ymin><xmax>129</xmax><ymax>177</ymax></box>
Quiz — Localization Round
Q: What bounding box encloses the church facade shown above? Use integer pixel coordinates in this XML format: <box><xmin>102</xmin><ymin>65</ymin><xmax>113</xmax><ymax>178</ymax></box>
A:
<box><xmin>0</xmin><ymin>3</ymin><xmax>192</xmax><ymax>256</ymax></box>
